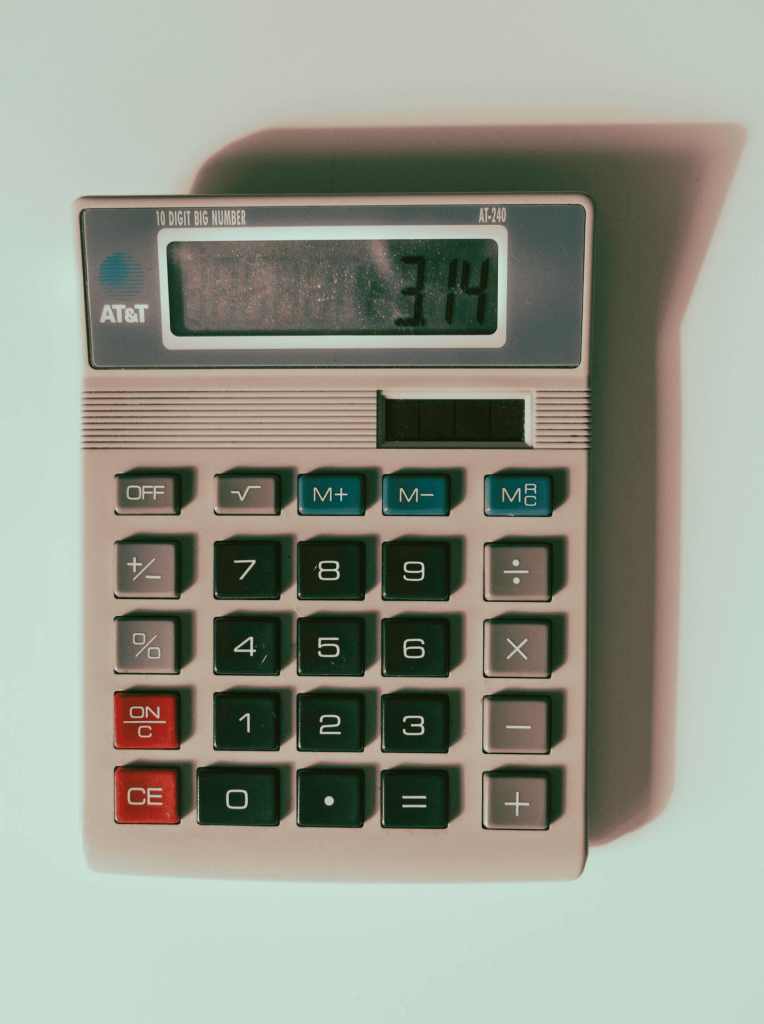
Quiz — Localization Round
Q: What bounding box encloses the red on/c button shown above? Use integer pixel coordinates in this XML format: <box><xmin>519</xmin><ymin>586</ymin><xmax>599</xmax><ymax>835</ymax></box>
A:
<box><xmin>115</xmin><ymin>766</ymin><xmax>180</xmax><ymax>823</ymax></box>
<box><xmin>114</xmin><ymin>692</ymin><xmax>180</xmax><ymax>749</ymax></box>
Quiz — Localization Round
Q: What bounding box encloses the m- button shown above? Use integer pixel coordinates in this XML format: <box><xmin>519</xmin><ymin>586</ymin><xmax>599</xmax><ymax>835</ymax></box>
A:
<box><xmin>484</xmin><ymin>620</ymin><xmax>551</xmax><ymax>678</ymax></box>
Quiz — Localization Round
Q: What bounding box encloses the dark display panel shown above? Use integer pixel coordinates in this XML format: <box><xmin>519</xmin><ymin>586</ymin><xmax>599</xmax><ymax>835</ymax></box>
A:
<box><xmin>167</xmin><ymin>238</ymin><xmax>499</xmax><ymax>336</ymax></box>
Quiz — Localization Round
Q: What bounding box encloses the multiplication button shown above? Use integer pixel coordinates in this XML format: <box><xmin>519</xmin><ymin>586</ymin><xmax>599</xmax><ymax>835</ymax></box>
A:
<box><xmin>115</xmin><ymin>541</ymin><xmax>179</xmax><ymax>599</ymax></box>
<box><xmin>483</xmin><ymin>620</ymin><xmax>550</xmax><ymax>678</ymax></box>
<box><xmin>482</xmin><ymin>773</ymin><xmax>549</xmax><ymax>830</ymax></box>
<box><xmin>115</xmin><ymin>618</ymin><xmax>178</xmax><ymax>674</ymax></box>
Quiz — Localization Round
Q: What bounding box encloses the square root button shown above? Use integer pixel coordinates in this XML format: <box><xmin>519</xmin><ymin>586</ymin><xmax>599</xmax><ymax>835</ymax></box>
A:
<box><xmin>483</xmin><ymin>772</ymin><xmax>549</xmax><ymax>830</ymax></box>
<box><xmin>215</xmin><ymin>475</ymin><xmax>279</xmax><ymax>515</ymax></box>
<box><xmin>484</xmin><ymin>620</ymin><xmax>551</xmax><ymax>678</ymax></box>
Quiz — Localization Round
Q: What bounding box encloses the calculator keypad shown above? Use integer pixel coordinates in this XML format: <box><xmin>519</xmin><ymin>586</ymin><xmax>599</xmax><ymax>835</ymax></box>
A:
<box><xmin>93</xmin><ymin>450</ymin><xmax>586</xmax><ymax>880</ymax></box>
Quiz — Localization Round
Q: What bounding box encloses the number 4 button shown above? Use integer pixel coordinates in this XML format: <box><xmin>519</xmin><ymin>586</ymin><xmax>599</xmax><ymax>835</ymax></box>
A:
<box><xmin>214</xmin><ymin>617</ymin><xmax>280</xmax><ymax>675</ymax></box>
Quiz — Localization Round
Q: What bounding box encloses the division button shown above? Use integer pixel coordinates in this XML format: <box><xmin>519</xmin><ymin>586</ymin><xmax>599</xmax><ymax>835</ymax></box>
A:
<box><xmin>215</xmin><ymin>475</ymin><xmax>280</xmax><ymax>515</ymax></box>
<box><xmin>484</xmin><ymin>620</ymin><xmax>551</xmax><ymax>678</ymax></box>
<box><xmin>482</xmin><ymin>773</ymin><xmax>549</xmax><ymax>830</ymax></box>
<box><xmin>114</xmin><ymin>691</ymin><xmax>180</xmax><ymax>749</ymax></box>
<box><xmin>382</xmin><ymin>541</ymin><xmax>450</xmax><ymax>601</ymax></box>
<box><xmin>297</xmin><ymin>541</ymin><xmax>365</xmax><ymax>601</ymax></box>
<box><xmin>115</xmin><ymin>618</ymin><xmax>179</xmax><ymax>674</ymax></box>
<box><xmin>114</xmin><ymin>766</ymin><xmax>180</xmax><ymax>824</ymax></box>
<box><xmin>213</xmin><ymin>691</ymin><xmax>280</xmax><ymax>751</ymax></box>
<box><xmin>382</xmin><ymin>618</ymin><xmax>450</xmax><ymax>677</ymax></box>
<box><xmin>297</xmin><ymin>692</ymin><xmax>364</xmax><ymax>752</ymax></box>
<box><xmin>214</xmin><ymin>617</ymin><xmax>280</xmax><ymax>676</ymax></box>
<box><xmin>484</xmin><ymin>475</ymin><xmax>552</xmax><ymax>517</ymax></box>
<box><xmin>382</xmin><ymin>475</ymin><xmax>449</xmax><ymax>516</ymax></box>
<box><xmin>484</xmin><ymin>544</ymin><xmax>551</xmax><ymax>602</ymax></box>
<box><xmin>298</xmin><ymin>475</ymin><xmax>364</xmax><ymax>515</ymax></box>
<box><xmin>116</xmin><ymin>475</ymin><xmax>180</xmax><ymax>515</ymax></box>
<box><xmin>214</xmin><ymin>540</ymin><xmax>281</xmax><ymax>600</ymax></box>
<box><xmin>381</xmin><ymin>693</ymin><xmax>450</xmax><ymax>753</ymax></box>
<box><xmin>297</xmin><ymin>618</ymin><xmax>365</xmax><ymax>676</ymax></box>
<box><xmin>297</xmin><ymin>769</ymin><xmax>365</xmax><ymax>828</ymax></box>
<box><xmin>197</xmin><ymin>767</ymin><xmax>280</xmax><ymax>826</ymax></box>
<box><xmin>381</xmin><ymin>770</ymin><xmax>449</xmax><ymax>829</ymax></box>
<box><xmin>482</xmin><ymin>695</ymin><xmax>551</xmax><ymax>754</ymax></box>
<box><xmin>115</xmin><ymin>541</ymin><xmax>179</xmax><ymax>599</ymax></box>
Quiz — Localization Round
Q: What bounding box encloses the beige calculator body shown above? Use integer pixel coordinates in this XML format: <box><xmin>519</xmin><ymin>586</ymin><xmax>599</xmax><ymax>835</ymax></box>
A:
<box><xmin>78</xmin><ymin>194</ymin><xmax>593</xmax><ymax>881</ymax></box>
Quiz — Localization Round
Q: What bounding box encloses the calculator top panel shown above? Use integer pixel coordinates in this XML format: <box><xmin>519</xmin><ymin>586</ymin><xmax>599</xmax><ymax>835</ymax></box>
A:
<box><xmin>76</xmin><ymin>195</ymin><xmax>592</xmax><ymax>375</ymax></box>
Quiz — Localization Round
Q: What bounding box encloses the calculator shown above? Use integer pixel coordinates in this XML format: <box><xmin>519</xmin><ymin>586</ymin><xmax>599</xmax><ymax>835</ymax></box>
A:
<box><xmin>77</xmin><ymin>194</ymin><xmax>593</xmax><ymax>881</ymax></box>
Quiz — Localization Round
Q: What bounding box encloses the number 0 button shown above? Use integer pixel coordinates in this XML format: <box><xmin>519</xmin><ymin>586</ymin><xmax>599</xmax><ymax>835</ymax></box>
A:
<box><xmin>382</xmin><ymin>619</ymin><xmax>450</xmax><ymax>677</ymax></box>
<box><xmin>214</xmin><ymin>617</ymin><xmax>280</xmax><ymax>675</ymax></box>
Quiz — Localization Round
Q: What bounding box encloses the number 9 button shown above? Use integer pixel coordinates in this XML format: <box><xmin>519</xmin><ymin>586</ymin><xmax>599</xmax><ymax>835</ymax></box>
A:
<box><xmin>382</xmin><ymin>541</ymin><xmax>450</xmax><ymax>601</ymax></box>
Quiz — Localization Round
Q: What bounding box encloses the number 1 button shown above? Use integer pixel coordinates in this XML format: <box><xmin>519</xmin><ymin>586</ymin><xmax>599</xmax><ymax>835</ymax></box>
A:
<box><xmin>214</xmin><ymin>617</ymin><xmax>280</xmax><ymax>675</ymax></box>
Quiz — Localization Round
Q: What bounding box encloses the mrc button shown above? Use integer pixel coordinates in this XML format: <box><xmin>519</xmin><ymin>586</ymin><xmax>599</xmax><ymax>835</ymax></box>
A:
<box><xmin>114</xmin><ymin>766</ymin><xmax>180</xmax><ymax>824</ymax></box>
<box><xmin>485</xmin><ymin>475</ymin><xmax>552</xmax><ymax>516</ymax></box>
<box><xmin>116</xmin><ymin>475</ymin><xmax>179</xmax><ymax>515</ymax></box>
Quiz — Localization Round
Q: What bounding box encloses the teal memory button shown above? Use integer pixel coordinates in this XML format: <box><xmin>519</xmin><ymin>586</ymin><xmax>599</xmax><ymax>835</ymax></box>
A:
<box><xmin>382</xmin><ymin>475</ymin><xmax>449</xmax><ymax>516</ymax></box>
<box><xmin>298</xmin><ymin>475</ymin><xmax>365</xmax><ymax>515</ymax></box>
<box><xmin>484</xmin><ymin>475</ymin><xmax>552</xmax><ymax>516</ymax></box>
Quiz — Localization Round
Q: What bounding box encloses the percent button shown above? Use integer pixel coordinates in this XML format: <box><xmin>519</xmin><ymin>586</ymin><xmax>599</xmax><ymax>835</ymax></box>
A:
<box><xmin>115</xmin><ymin>618</ymin><xmax>179</xmax><ymax>674</ymax></box>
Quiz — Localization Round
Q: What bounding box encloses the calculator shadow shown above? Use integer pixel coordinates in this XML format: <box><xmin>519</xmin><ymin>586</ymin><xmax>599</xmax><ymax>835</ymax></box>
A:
<box><xmin>193</xmin><ymin>123</ymin><xmax>745</xmax><ymax>844</ymax></box>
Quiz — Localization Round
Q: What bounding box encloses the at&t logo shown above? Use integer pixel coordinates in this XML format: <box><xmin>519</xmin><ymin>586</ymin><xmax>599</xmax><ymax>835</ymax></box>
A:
<box><xmin>100</xmin><ymin>304</ymin><xmax>149</xmax><ymax>323</ymax></box>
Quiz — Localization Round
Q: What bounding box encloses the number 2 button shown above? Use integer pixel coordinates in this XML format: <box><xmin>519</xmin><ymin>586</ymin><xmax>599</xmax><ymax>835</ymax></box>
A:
<box><xmin>214</xmin><ymin>617</ymin><xmax>280</xmax><ymax>675</ymax></box>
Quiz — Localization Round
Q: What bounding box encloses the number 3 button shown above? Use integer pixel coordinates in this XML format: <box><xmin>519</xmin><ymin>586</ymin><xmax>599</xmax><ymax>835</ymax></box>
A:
<box><xmin>381</xmin><ymin>693</ymin><xmax>450</xmax><ymax>753</ymax></box>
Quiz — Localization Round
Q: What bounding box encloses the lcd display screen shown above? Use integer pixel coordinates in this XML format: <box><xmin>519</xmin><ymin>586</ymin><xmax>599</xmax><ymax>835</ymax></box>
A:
<box><xmin>166</xmin><ymin>238</ymin><xmax>499</xmax><ymax>336</ymax></box>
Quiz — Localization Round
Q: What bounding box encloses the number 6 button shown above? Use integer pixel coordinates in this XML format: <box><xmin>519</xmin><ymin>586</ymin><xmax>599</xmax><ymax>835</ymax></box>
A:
<box><xmin>381</xmin><ymin>619</ymin><xmax>450</xmax><ymax>677</ymax></box>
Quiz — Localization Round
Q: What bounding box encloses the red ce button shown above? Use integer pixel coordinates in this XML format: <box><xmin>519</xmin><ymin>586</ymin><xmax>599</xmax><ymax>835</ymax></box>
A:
<box><xmin>114</xmin><ymin>766</ymin><xmax>180</xmax><ymax>824</ymax></box>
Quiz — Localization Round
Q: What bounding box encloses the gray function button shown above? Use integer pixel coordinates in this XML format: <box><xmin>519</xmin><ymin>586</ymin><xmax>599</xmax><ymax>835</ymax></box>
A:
<box><xmin>483</xmin><ymin>773</ymin><xmax>549</xmax><ymax>830</ymax></box>
<box><xmin>484</xmin><ymin>544</ymin><xmax>551</xmax><ymax>602</ymax></box>
<box><xmin>116</xmin><ymin>475</ymin><xmax>179</xmax><ymax>515</ymax></box>
<box><xmin>115</xmin><ymin>542</ymin><xmax>179</xmax><ymax>599</ymax></box>
<box><xmin>483</xmin><ymin>696</ymin><xmax>551</xmax><ymax>754</ymax></box>
<box><xmin>215</xmin><ymin>475</ymin><xmax>279</xmax><ymax>515</ymax></box>
<box><xmin>484</xmin><ymin>620</ymin><xmax>551</xmax><ymax>678</ymax></box>
<box><xmin>115</xmin><ymin>618</ymin><xmax>179</xmax><ymax>674</ymax></box>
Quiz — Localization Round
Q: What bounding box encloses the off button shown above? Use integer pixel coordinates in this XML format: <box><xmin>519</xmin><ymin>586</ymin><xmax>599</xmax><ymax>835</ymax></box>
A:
<box><xmin>116</xmin><ymin>474</ymin><xmax>180</xmax><ymax>515</ymax></box>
